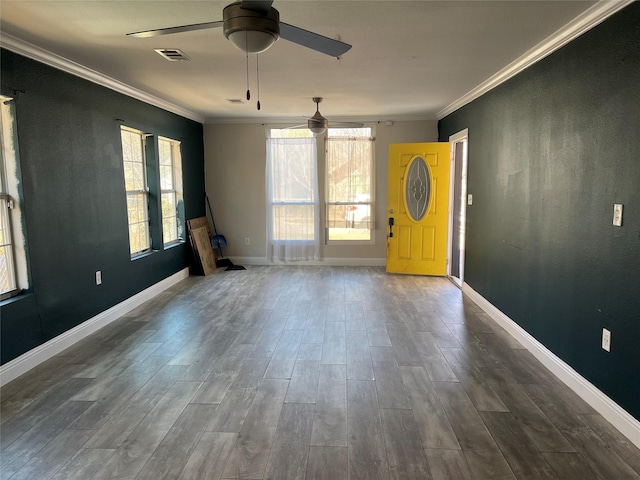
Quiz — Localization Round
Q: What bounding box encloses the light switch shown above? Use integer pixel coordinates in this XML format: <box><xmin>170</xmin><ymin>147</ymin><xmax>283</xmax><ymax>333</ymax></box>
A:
<box><xmin>467</xmin><ymin>194</ymin><xmax>473</xmax><ymax>206</ymax></box>
<box><xmin>613</xmin><ymin>204</ymin><xmax>623</xmax><ymax>227</ymax></box>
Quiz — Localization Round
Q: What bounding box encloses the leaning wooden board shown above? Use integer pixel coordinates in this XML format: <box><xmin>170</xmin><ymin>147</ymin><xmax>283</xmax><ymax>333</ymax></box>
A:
<box><xmin>187</xmin><ymin>217</ymin><xmax>212</xmax><ymax>238</ymax></box>
<box><xmin>190</xmin><ymin>225</ymin><xmax>217</xmax><ymax>275</ymax></box>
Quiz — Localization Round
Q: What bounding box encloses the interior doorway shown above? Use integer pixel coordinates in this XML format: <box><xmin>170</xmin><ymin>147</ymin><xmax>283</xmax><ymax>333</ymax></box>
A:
<box><xmin>447</xmin><ymin>129</ymin><xmax>468</xmax><ymax>288</ymax></box>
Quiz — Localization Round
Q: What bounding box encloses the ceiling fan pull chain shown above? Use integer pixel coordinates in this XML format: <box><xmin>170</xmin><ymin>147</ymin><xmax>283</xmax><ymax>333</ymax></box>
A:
<box><xmin>256</xmin><ymin>54</ymin><xmax>261</xmax><ymax>111</ymax></box>
<box><xmin>245</xmin><ymin>32</ymin><xmax>251</xmax><ymax>101</ymax></box>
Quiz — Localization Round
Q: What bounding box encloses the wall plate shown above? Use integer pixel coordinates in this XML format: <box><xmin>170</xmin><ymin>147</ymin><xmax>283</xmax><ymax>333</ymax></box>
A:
<box><xmin>613</xmin><ymin>204</ymin><xmax>623</xmax><ymax>226</ymax></box>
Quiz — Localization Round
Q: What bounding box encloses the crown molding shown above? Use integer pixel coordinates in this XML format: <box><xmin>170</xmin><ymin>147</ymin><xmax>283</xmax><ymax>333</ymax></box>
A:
<box><xmin>0</xmin><ymin>33</ymin><xmax>205</xmax><ymax>124</ymax></box>
<box><xmin>437</xmin><ymin>0</ymin><xmax>634</xmax><ymax>120</ymax></box>
<box><xmin>205</xmin><ymin>114</ymin><xmax>438</xmax><ymax>125</ymax></box>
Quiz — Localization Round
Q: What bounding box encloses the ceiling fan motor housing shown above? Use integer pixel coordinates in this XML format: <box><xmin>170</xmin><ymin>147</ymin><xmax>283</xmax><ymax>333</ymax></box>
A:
<box><xmin>308</xmin><ymin>97</ymin><xmax>328</xmax><ymax>133</ymax></box>
<box><xmin>309</xmin><ymin>113</ymin><xmax>329</xmax><ymax>128</ymax></box>
<box><xmin>223</xmin><ymin>2</ymin><xmax>280</xmax><ymax>54</ymax></box>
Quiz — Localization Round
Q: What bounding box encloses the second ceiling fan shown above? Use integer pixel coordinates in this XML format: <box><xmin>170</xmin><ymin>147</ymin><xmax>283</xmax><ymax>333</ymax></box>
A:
<box><xmin>127</xmin><ymin>0</ymin><xmax>352</xmax><ymax>58</ymax></box>
<box><xmin>293</xmin><ymin>98</ymin><xmax>363</xmax><ymax>135</ymax></box>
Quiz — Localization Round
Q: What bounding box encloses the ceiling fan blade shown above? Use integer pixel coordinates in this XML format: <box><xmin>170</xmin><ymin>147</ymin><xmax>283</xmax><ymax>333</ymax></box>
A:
<box><xmin>329</xmin><ymin>122</ymin><xmax>365</xmax><ymax>128</ymax></box>
<box><xmin>239</xmin><ymin>0</ymin><xmax>274</xmax><ymax>14</ymax></box>
<box><xmin>127</xmin><ymin>21</ymin><xmax>223</xmax><ymax>38</ymax></box>
<box><xmin>279</xmin><ymin>22</ymin><xmax>351</xmax><ymax>57</ymax></box>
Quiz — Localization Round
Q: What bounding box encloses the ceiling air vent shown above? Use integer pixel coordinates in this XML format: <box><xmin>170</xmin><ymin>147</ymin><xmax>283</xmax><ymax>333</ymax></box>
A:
<box><xmin>154</xmin><ymin>49</ymin><xmax>191</xmax><ymax>61</ymax></box>
<box><xmin>227</xmin><ymin>99</ymin><xmax>244</xmax><ymax>104</ymax></box>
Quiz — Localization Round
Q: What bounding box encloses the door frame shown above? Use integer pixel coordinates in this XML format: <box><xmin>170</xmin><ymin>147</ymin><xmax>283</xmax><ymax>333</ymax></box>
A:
<box><xmin>446</xmin><ymin>129</ymin><xmax>469</xmax><ymax>287</ymax></box>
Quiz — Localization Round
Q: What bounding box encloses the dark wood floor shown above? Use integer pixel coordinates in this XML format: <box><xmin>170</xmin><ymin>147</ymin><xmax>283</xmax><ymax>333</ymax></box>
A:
<box><xmin>1</xmin><ymin>266</ymin><xmax>639</xmax><ymax>479</ymax></box>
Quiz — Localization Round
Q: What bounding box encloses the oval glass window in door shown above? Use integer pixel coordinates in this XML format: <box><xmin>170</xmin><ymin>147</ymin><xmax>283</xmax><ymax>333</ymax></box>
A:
<box><xmin>405</xmin><ymin>156</ymin><xmax>431</xmax><ymax>222</ymax></box>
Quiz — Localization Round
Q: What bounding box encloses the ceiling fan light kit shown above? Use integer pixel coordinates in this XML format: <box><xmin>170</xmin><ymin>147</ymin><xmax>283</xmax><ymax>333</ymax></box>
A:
<box><xmin>223</xmin><ymin>2</ymin><xmax>280</xmax><ymax>54</ymax></box>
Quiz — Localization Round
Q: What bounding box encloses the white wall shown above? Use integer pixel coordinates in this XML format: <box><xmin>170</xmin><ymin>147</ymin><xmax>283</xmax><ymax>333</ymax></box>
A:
<box><xmin>203</xmin><ymin>120</ymin><xmax>437</xmax><ymax>263</ymax></box>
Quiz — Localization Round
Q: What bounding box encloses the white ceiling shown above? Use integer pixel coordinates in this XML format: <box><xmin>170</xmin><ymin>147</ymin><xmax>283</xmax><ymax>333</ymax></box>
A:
<box><xmin>0</xmin><ymin>1</ymin><xmax>607</xmax><ymax>124</ymax></box>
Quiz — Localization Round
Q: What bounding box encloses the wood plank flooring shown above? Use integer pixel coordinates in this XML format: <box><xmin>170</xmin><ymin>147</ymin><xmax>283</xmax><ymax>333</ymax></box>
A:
<box><xmin>1</xmin><ymin>266</ymin><xmax>639</xmax><ymax>479</ymax></box>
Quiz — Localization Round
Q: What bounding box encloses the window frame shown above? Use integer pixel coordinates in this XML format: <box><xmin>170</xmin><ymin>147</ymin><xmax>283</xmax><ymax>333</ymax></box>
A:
<box><xmin>325</xmin><ymin>126</ymin><xmax>376</xmax><ymax>245</ymax></box>
<box><xmin>0</xmin><ymin>97</ymin><xmax>28</xmax><ymax>300</ymax></box>
<box><xmin>158</xmin><ymin>136</ymin><xmax>184</xmax><ymax>247</ymax></box>
<box><xmin>120</xmin><ymin>126</ymin><xmax>152</xmax><ymax>258</ymax></box>
<box><xmin>265</xmin><ymin>128</ymin><xmax>320</xmax><ymax>261</ymax></box>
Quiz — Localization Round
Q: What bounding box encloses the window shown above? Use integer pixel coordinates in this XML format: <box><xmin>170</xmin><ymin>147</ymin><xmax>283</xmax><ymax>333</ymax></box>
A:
<box><xmin>0</xmin><ymin>146</ymin><xmax>17</xmax><ymax>297</ymax></box>
<box><xmin>158</xmin><ymin>136</ymin><xmax>184</xmax><ymax>246</ymax></box>
<box><xmin>266</xmin><ymin>128</ymin><xmax>320</xmax><ymax>261</ymax></box>
<box><xmin>120</xmin><ymin>126</ymin><xmax>150</xmax><ymax>256</ymax></box>
<box><xmin>326</xmin><ymin>127</ymin><xmax>375</xmax><ymax>242</ymax></box>
<box><xmin>0</xmin><ymin>97</ymin><xmax>28</xmax><ymax>299</ymax></box>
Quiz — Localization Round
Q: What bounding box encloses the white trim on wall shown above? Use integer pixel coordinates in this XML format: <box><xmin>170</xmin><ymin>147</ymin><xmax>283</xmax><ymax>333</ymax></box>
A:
<box><xmin>437</xmin><ymin>0</ymin><xmax>634</xmax><ymax>119</ymax></box>
<box><xmin>463</xmin><ymin>282</ymin><xmax>640</xmax><ymax>449</ymax></box>
<box><xmin>0</xmin><ymin>33</ymin><xmax>204</xmax><ymax>124</ymax></box>
<box><xmin>0</xmin><ymin>268</ymin><xmax>190</xmax><ymax>386</ymax></box>
<box><xmin>233</xmin><ymin>257</ymin><xmax>386</xmax><ymax>267</ymax></box>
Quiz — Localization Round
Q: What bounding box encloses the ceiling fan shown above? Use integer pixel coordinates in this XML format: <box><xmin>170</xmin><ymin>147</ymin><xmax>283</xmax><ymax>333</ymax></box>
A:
<box><xmin>293</xmin><ymin>97</ymin><xmax>363</xmax><ymax>135</ymax></box>
<box><xmin>127</xmin><ymin>0</ymin><xmax>352</xmax><ymax>58</ymax></box>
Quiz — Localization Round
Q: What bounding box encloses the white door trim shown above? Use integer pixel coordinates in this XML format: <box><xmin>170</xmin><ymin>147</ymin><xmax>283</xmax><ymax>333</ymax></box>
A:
<box><xmin>447</xmin><ymin>129</ymin><xmax>469</xmax><ymax>287</ymax></box>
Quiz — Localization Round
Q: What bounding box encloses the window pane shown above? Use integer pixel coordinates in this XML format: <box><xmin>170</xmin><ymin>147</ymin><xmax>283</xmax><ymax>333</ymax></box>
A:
<box><xmin>328</xmin><ymin>228</ymin><xmax>371</xmax><ymax>241</ymax></box>
<box><xmin>160</xmin><ymin>165</ymin><xmax>173</xmax><ymax>190</ymax></box>
<box><xmin>161</xmin><ymin>192</ymin><xmax>176</xmax><ymax>218</ymax></box>
<box><xmin>272</xmin><ymin>204</ymin><xmax>315</xmax><ymax>241</ymax></box>
<box><xmin>271</xmin><ymin>144</ymin><xmax>315</xmax><ymax>202</ymax></box>
<box><xmin>131</xmin><ymin>162</ymin><xmax>145</xmax><ymax>191</ymax></box>
<box><xmin>328</xmin><ymin>127</ymin><xmax>372</xmax><ymax>138</ymax></box>
<box><xmin>129</xmin><ymin>222</ymin><xmax>149</xmax><ymax>255</ymax></box>
<box><xmin>0</xmin><ymin>246</ymin><xmax>16</xmax><ymax>293</ymax></box>
<box><xmin>163</xmin><ymin>217</ymin><xmax>177</xmax><ymax>244</ymax></box>
<box><xmin>127</xmin><ymin>193</ymin><xmax>146</xmax><ymax>224</ymax></box>
<box><xmin>123</xmin><ymin>162</ymin><xmax>134</xmax><ymax>190</ymax></box>
<box><xmin>0</xmin><ymin>201</ymin><xmax>7</xmax><ymax>245</ymax></box>
<box><xmin>0</xmin><ymin>245</ymin><xmax>16</xmax><ymax>294</ymax></box>
<box><xmin>326</xmin><ymin>138</ymin><xmax>372</xmax><ymax>203</ymax></box>
<box><xmin>162</xmin><ymin>192</ymin><xmax>178</xmax><ymax>243</ymax></box>
<box><xmin>158</xmin><ymin>139</ymin><xmax>172</xmax><ymax>165</ymax></box>
<box><xmin>121</xmin><ymin>130</ymin><xmax>143</xmax><ymax>164</ymax></box>
<box><xmin>269</xmin><ymin>128</ymin><xmax>313</xmax><ymax>138</ymax></box>
<box><xmin>327</xmin><ymin>204</ymin><xmax>372</xmax><ymax>229</ymax></box>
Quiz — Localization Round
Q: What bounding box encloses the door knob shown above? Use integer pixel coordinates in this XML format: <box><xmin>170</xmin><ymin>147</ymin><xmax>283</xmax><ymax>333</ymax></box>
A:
<box><xmin>388</xmin><ymin>217</ymin><xmax>395</xmax><ymax>237</ymax></box>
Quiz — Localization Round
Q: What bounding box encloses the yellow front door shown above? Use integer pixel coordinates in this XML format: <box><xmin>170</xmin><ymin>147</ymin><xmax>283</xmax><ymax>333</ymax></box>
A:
<box><xmin>386</xmin><ymin>143</ymin><xmax>450</xmax><ymax>275</ymax></box>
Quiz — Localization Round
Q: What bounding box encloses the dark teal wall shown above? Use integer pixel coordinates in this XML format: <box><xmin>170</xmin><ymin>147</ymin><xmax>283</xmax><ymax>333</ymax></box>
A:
<box><xmin>439</xmin><ymin>4</ymin><xmax>640</xmax><ymax>420</ymax></box>
<box><xmin>0</xmin><ymin>50</ymin><xmax>205</xmax><ymax>363</ymax></box>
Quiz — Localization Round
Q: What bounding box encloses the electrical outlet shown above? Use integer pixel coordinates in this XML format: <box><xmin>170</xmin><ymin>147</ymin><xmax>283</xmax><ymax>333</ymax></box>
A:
<box><xmin>602</xmin><ymin>328</ymin><xmax>611</xmax><ymax>352</ymax></box>
<box><xmin>244</xmin><ymin>237</ymin><xmax>251</xmax><ymax>246</ymax></box>
<box><xmin>467</xmin><ymin>194</ymin><xmax>473</xmax><ymax>206</ymax></box>
<box><xmin>613</xmin><ymin>204</ymin><xmax>623</xmax><ymax>226</ymax></box>
<box><xmin>95</xmin><ymin>270</ymin><xmax>102</xmax><ymax>285</ymax></box>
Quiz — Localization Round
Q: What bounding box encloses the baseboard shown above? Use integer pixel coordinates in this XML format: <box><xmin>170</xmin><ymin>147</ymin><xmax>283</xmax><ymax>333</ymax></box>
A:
<box><xmin>0</xmin><ymin>268</ymin><xmax>190</xmax><ymax>386</ymax></box>
<box><xmin>463</xmin><ymin>282</ymin><xmax>640</xmax><ymax>449</ymax></box>
<box><xmin>232</xmin><ymin>257</ymin><xmax>386</xmax><ymax>267</ymax></box>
